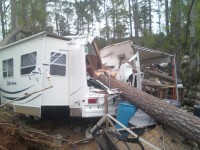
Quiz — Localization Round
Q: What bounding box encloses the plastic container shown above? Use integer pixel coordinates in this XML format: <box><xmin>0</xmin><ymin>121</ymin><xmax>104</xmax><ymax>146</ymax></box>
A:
<box><xmin>116</xmin><ymin>102</ymin><xmax>137</xmax><ymax>128</ymax></box>
<box><xmin>193</xmin><ymin>105</ymin><xmax>200</xmax><ymax>118</ymax></box>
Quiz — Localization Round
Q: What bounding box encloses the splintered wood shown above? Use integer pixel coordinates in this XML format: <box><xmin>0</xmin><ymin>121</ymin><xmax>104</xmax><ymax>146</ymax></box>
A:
<box><xmin>98</xmin><ymin>75</ymin><xmax>200</xmax><ymax>145</ymax></box>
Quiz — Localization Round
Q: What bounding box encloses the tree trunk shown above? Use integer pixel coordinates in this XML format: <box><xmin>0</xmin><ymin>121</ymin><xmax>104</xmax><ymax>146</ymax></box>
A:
<box><xmin>148</xmin><ymin>0</ymin><xmax>152</xmax><ymax>35</ymax></box>
<box><xmin>11</xmin><ymin>0</ymin><xmax>17</xmax><ymax>42</ymax></box>
<box><xmin>165</xmin><ymin>0</ymin><xmax>169</xmax><ymax>36</ymax></box>
<box><xmin>189</xmin><ymin>0</ymin><xmax>197</xmax><ymax>68</ymax></box>
<box><xmin>170</xmin><ymin>0</ymin><xmax>182</xmax><ymax>69</ymax></box>
<box><xmin>97</xmin><ymin>75</ymin><xmax>200</xmax><ymax>145</ymax></box>
<box><xmin>157</xmin><ymin>0</ymin><xmax>161</xmax><ymax>33</ymax></box>
<box><xmin>22</xmin><ymin>0</ymin><xmax>28</xmax><ymax>26</ymax></box>
<box><xmin>103</xmin><ymin>0</ymin><xmax>109</xmax><ymax>41</ymax></box>
<box><xmin>145</xmin><ymin>69</ymin><xmax>182</xmax><ymax>84</ymax></box>
<box><xmin>0</xmin><ymin>28</ymin><xmax>28</xmax><ymax>46</ymax></box>
<box><xmin>128</xmin><ymin>0</ymin><xmax>132</xmax><ymax>37</ymax></box>
<box><xmin>55</xmin><ymin>13</ymin><xmax>59</xmax><ymax>35</ymax></box>
<box><xmin>132</xmin><ymin>0</ymin><xmax>139</xmax><ymax>38</ymax></box>
<box><xmin>111</xmin><ymin>1</ymin><xmax>116</xmax><ymax>39</ymax></box>
<box><xmin>0</xmin><ymin>0</ymin><xmax>5</xmax><ymax>39</ymax></box>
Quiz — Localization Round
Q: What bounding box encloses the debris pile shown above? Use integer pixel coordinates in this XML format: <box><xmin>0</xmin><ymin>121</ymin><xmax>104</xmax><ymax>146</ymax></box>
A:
<box><xmin>98</xmin><ymin>75</ymin><xmax>200</xmax><ymax>145</ymax></box>
<box><xmin>0</xmin><ymin>109</ymin><xmax>77</xmax><ymax>150</ymax></box>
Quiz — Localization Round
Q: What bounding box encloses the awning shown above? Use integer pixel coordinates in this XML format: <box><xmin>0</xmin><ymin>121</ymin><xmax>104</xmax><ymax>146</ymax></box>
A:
<box><xmin>133</xmin><ymin>45</ymin><xmax>173</xmax><ymax>65</ymax></box>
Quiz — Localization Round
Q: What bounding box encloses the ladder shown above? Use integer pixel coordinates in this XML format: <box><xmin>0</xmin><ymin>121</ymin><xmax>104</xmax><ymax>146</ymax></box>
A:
<box><xmin>29</xmin><ymin>34</ymin><xmax>88</xmax><ymax>81</ymax></box>
<box><xmin>29</xmin><ymin>49</ymin><xmax>66</xmax><ymax>81</ymax></box>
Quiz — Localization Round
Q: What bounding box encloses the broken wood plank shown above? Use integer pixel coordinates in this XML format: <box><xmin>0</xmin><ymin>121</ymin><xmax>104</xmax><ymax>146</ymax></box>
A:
<box><xmin>74</xmin><ymin>137</ymin><xmax>94</xmax><ymax>144</ymax></box>
<box><xmin>97</xmin><ymin>75</ymin><xmax>200</xmax><ymax>145</ymax></box>
<box><xmin>145</xmin><ymin>69</ymin><xmax>182</xmax><ymax>84</ymax></box>
<box><xmin>142</xmin><ymin>79</ymin><xmax>166</xmax><ymax>87</ymax></box>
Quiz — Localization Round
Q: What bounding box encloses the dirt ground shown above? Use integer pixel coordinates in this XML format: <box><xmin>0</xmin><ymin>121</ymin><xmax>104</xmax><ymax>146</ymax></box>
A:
<box><xmin>0</xmin><ymin>109</ymin><xmax>199</xmax><ymax>150</ymax></box>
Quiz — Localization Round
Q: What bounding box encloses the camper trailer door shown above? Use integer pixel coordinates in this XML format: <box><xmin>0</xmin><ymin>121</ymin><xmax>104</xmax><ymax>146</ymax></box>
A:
<box><xmin>68</xmin><ymin>45</ymin><xmax>87</xmax><ymax>116</ymax></box>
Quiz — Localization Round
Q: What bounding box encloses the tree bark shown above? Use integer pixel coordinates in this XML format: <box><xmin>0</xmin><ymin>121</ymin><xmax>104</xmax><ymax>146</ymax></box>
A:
<box><xmin>189</xmin><ymin>0</ymin><xmax>197</xmax><ymax>69</ymax></box>
<box><xmin>128</xmin><ymin>0</ymin><xmax>132</xmax><ymax>37</ymax></box>
<box><xmin>165</xmin><ymin>0</ymin><xmax>169</xmax><ymax>36</ymax></box>
<box><xmin>11</xmin><ymin>0</ymin><xmax>17</xmax><ymax>42</ymax></box>
<box><xmin>103</xmin><ymin>0</ymin><xmax>109</xmax><ymax>41</ymax></box>
<box><xmin>148</xmin><ymin>0</ymin><xmax>152</xmax><ymax>35</ymax></box>
<box><xmin>157</xmin><ymin>0</ymin><xmax>161</xmax><ymax>33</ymax></box>
<box><xmin>0</xmin><ymin>28</ymin><xmax>28</xmax><ymax>46</ymax></box>
<box><xmin>132</xmin><ymin>0</ymin><xmax>139</xmax><ymax>38</ymax></box>
<box><xmin>111</xmin><ymin>1</ymin><xmax>116</xmax><ymax>39</ymax></box>
<box><xmin>0</xmin><ymin>0</ymin><xmax>5</xmax><ymax>39</ymax></box>
<box><xmin>97</xmin><ymin>75</ymin><xmax>200</xmax><ymax>145</ymax></box>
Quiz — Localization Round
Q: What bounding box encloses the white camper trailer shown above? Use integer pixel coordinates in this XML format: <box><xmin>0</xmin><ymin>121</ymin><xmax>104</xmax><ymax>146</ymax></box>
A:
<box><xmin>0</xmin><ymin>32</ymin><xmax>119</xmax><ymax>118</ymax></box>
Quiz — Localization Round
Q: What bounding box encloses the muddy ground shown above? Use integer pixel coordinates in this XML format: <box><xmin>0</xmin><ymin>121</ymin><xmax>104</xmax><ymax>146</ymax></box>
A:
<box><xmin>0</xmin><ymin>108</ymin><xmax>199</xmax><ymax>150</ymax></box>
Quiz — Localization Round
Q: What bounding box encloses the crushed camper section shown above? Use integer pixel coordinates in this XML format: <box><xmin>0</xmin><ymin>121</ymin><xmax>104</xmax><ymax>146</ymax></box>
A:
<box><xmin>89</xmin><ymin>40</ymin><xmax>200</xmax><ymax>149</ymax></box>
<box><xmin>0</xmin><ymin>33</ymin><xmax>200</xmax><ymax>149</ymax></box>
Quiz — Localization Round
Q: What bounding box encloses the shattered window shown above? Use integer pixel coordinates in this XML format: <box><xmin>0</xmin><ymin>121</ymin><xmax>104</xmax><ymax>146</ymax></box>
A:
<box><xmin>21</xmin><ymin>52</ymin><xmax>37</xmax><ymax>75</ymax></box>
<box><xmin>50</xmin><ymin>52</ymin><xmax>66</xmax><ymax>76</ymax></box>
<box><xmin>2</xmin><ymin>58</ymin><xmax>13</xmax><ymax>78</ymax></box>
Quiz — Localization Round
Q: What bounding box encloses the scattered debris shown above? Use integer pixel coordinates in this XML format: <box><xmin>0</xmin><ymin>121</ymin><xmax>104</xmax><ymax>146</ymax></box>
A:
<box><xmin>0</xmin><ymin>109</ymin><xmax>78</xmax><ymax>150</ymax></box>
<box><xmin>98</xmin><ymin>75</ymin><xmax>200</xmax><ymax>145</ymax></box>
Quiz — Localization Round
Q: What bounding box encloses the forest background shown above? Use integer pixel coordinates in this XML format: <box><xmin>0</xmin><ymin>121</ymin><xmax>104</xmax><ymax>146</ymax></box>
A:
<box><xmin>0</xmin><ymin>0</ymin><xmax>199</xmax><ymax>92</ymax></box>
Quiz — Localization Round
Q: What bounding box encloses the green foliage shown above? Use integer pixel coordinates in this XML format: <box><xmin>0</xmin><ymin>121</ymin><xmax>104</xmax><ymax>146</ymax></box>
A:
<box><xmin>180</xmin><ymin>52</ymin><xmax>200</xmax><ymax>89</ymax></box>
<box><xmin>94</xmin><ymin>37</ymin><xmax>107</xmax><ymax>50</ymax></box>
<box><xmin>74</xmin><ymin>0</ymin><xmax>102</xmax><ymax>34</ymax></box>
<box><xmin>17</xmin><ymin>0</ymin><xmax>49</xmax><ymax>33</ymax></box>
<box><xmin>0</xmin><ymin>0</ymin><xmax>199</xmax><ymax>92</ymax></box>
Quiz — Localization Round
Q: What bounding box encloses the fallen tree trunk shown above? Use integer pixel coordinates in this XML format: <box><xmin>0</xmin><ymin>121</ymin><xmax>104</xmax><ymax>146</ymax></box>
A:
<box><xmin>142</xmin><ymin>79</ymin><xmax>165</xmax><ymax>87</ymax></box>
<box><xmin>0</xmin><ymin>28</ymin><xmax>28</xmax><ymax>47</ymax></box>
<box><xmin>98</xmin><ymin>75</ymin><xmax>200</xmax><ymax>145</ymax></box>
<box><xmin>146</xmin><ymin>69</ymin><xmax>182</xmax><ymax>84</ymax></box>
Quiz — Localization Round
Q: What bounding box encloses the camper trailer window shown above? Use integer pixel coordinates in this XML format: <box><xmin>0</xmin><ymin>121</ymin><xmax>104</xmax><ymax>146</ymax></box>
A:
<box><xmin>2</xmin><ymin>58</ymin><xmax>13</xmax><ymax>78</ymax></box>
<box><xmin>21</xmin><ymin>52</ymin><xmax>37</xmax><ymax>75</ymax></box>
<box><xmin>50</xmin><ymin>52</ymin><xmax>66</xmax><ymax>76</ymax></box>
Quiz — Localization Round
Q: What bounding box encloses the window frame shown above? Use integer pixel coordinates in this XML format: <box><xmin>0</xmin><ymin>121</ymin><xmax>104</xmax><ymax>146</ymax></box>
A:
<box><xmin>20</xmin><ymin>51</ymin><xmax>37</xmax><ymax>75</ymax></box>
<box><xmin>50</xmin><ymin>52</ymin><xmax>66</xmax><ymax>76</ymax></box>
<box><xmin>2</xmin><ymin>58</ymin><xmax>14</xmax><ymax>78</ymax></box>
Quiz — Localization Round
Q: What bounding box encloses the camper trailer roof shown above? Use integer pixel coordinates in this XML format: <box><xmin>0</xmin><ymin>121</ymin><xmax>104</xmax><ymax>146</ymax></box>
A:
<box><xmin>0</xmin><ymin>31</ymin><xmax>72</xmax><ymax>50</ymax></box>
<box><xmin>133</xmin><ymin>45</ymin><xmax>173</xmax><ymax>64</ymax></box>
<box><xmin>100</xmin><ymin>40</ymin><xmax>174</xmax><ymax>64</ymax></box>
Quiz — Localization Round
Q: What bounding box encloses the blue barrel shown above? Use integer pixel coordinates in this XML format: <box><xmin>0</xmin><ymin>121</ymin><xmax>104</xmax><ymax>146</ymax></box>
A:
<box><xmin>116</xmin><ymin>102</ymin><xmax>137</xmax><ymax>128</ymax></box>
<box><xmin>193</xmin><ymin>105</ymin><xmax>200</xmax><ymax>118</ymax></box>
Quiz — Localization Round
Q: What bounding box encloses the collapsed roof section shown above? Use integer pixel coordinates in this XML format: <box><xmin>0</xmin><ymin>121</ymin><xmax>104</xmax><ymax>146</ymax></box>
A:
<box><xmin>100</xmin><ymin>40</ymin><xmax>174</xmax><ymax>68</ymax></box>
<box><xmin>100</xmin><ymin>41</ymin><xmax>134</xmax><ymax>69</ymax></box>
<box><xmin>133</xmin><ymin>45</ymin><xmax>173</xmax><ymax>65</ymax></box>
